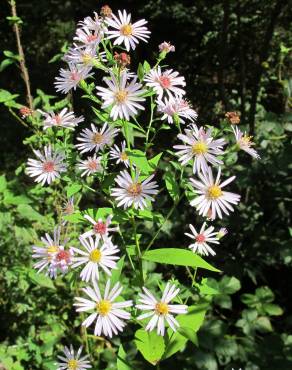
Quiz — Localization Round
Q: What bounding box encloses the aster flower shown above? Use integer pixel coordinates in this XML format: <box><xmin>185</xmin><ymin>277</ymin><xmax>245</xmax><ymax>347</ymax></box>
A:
<box><xmin>96</xmin><ymin>71</ymin><xmax>146</xmax><ymax>121</ymax></box>
<box><xmin>71</xmin><ymin>235</ymin><xmax>119</xmax><ymax>283</ymax></box>
<box><xmin>74</xmin><ymin>279</ymin><xmax>132</xmax><ymax>338</ymax></box>
<box><xmin>189</xmin><ymin>167</ymin><xmax>241</xmax><ymax>220</ymax></box>
<box><xmin>159</xmin><ymin>41</ymin><xmax>175</xmax><ymax>53</ymax></box>
<box><xmin>157</xmin><ymin>97</ymin><xmax>197</xmax><ymax>124</ymax></box>
<box><xmin>173</xmin><ymin>124</ymin><xmax>226</xmax><ymax>174</ymax></box>
<box><xmin>136</xmin><ymin>283</ymin><xmax>188</xmax><ymax>336</ymax></box>
<box><xmin>54</xmin><ymin>64</ymin><xmax>93</xmax><ymax>94</ymax></box>
<box><xmin>111</xmin><ymin>169</ymin><xmax>159</xmax><ymax>210</ymax></box>
<box><xmin>77</xmin><ymin>154</ymin><xmax>103</xmax><ymax>177</ymax></box>
<box><xmin>217</xmin><ymin>227</ymin><xmax>228</xmax><ymax>239</ymax></box>
<box><xmin>39</xmin><ymin>108</ymin><xmax>84</xmax><ymax>130</ymax></box>
<box><xmin>144</xmin><ymin>66</ymin><xmax>186</xmax><ymax>99</ymax></box>
<box><xmin>56</xmin><ymin>345</ymin><xmax>91</xmax><ymax>370</ymax></box>
<box><xmin>81</xmin><ymin>214</ymin><xmax>119</xmax><ymax>240</ymax></box>
<box><xmin>76</xmin><ymin>12</ymin><xmax>106</xmax><ymax>44</ymax></box>
<box><xmin>64</xmin><ymin>44</ymin><xmax>106</xmax><ymax>68</ymax></box>
<box><xmin>26</xmin><ymin>145</ymin><xmax>67</xmax><ymax>186</ymax></box>
<box><xmin>75</xmin><ymin>123</ymin><xmax>119</xmax><ymax>154</ymax></box>
<box><xmin>105</xmin><ymin>9</ymin><xmax>150</xmax><ymax>51</ymax></box>
<box><xmin>185</xmin><ymin>223</ymin><xmax>220</xmax><ymax>256</ymax></box>
<box><xmin>50</xmin><ymin>245</ymin><xmax>74</xmax><ymax>278</ymax></box>
<box><xmin>109</xmin><ymin>141</ymin><xmax>130</xmax><ymax>167</ymax></box>
<box><xmin>232</xmin><ymin>126</ymin><xmax>260</xmax><ymax>159</ymax></box>
<box><xmin>32</xmin><ymin>227</ymin><xmax>62</xmax><ymax>277</ymax></box>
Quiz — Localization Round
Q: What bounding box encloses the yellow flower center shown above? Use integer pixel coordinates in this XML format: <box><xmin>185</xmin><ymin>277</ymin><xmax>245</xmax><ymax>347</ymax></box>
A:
<box><xmin>115</xmin><ymin>90</ymin><xmax>128</xmax><ymax>103</ymax></box>
<box><xmin>67</xmin><ymin>359</ymin><xmax>78</xmax><ymax>370</ymax></box>
<box><xmin>128</xmin><ymin>183</ymin><xmax>142</xmax><ymax>196</ymax></box>
<box><xmin>120</xmin><ymin>152</ymin><xmax>128</xmax><ymax>161</ymax></box>
<box><xmin>89</xmin><ymin>249</ymin><xmax>102</xmax><ymax>263</ymax></box>
<box><xmin>240</xmin><ymin>135</ymin><xmax>252</xmax><ymax>147</ymax></box>
<box><xmin>192</xmin><ymin>141</ymin><xmax>208</xmax><ymax>155</ymax></box>
<box><xmin>207</xmin><ymin>185</ymin><xmax>222</xmax><ymax>199</ymax></box>
<box><xmin>121</xmin><ymin>24</ymin><xmax>133</xmax><ymax>36</ymax></box>
<box><xmin>92</xmin><ymin>132</ymin><xmax>103</xmax><ymax>144</ymax></box>
<box><xmin>82</xmin><ymin>53</ymin><xmax>92</xmax><ymax>65</ymax></box>
<box><xmin>96</xmin><ymin>299</ymin><xmax>112</xmax><ymax>316</ymax></box>
<box><xmin>47</xmin><ymin>245</ymin><xmax>59</xmax><ymax>254</ymax></box>
<box><xmin>155</xmin><ymin>302</ymin><xmax>169</xmax><ymax>315</ymax></box>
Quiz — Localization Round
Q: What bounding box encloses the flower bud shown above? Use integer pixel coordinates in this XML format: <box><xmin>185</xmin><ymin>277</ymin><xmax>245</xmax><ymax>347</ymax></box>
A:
<box><xmin>100</xmin><ymin>5</ymin><xmax>112</xmax><ymax>18</ymax></box>
<box><xmin>19</xmin><ymin>106</ymin><xmax>33</xmax><ymax>118</ymax></box>
<box><xmin>225</xmin><ymin>111</ymin><xmax>240</xmax><ymax>125</ymax></box>
<box><xmin>114</xmin><ymin>52</ymin><xmax>131</xmax><ymax>67</ymax></box>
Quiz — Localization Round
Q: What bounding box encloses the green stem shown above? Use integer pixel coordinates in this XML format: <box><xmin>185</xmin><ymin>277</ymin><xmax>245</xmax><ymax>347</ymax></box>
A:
<box><xmin>145</xmin><ymin>193</ymin><xmax>184</xmax><ymax>252</ymax></box>
<box><xmin>145</xmin><ymin>96</ymin><xmax>154</xmax><ymax>149</ymax></box>
<box><xmin>132</xmin><ymin>215</ymin><xmax>144</xmax><ymax>285</ymax></box>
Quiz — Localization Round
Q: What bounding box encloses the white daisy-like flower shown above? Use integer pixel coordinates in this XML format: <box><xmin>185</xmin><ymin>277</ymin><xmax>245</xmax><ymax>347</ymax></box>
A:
<box><xmin>75</xmin><ymin>123</ymin><xmax>119</xmax><ymax>154</ymax></box>
<box><xmin>111</xmin><ymin>169</ymin><xmax>159</xmax><ymax>210</ymax></box>
<box><xmin>158</xmin><ymin>41</ymin><xmax>175</xmax><ymax>53</ymax></box>
<box><xmin>81</xmin><ymin>214</ymin><xmax>119</xmax><ymax>240</ymax></box>
<box><xmin>77</xmin><ymin>154</ymin><xmax>103</xmax><ymax>177</ymax></box>
<box><xmin>39</xmin><ymin>108</ymin><xmax>84</xmax><ymax>130</ymax></box>
<box><xmin>26</xmin><ymin>145</ymin><xmax>67</xmax><ymax>185</ymax></box>
<box><xmin>105</xmin><ymin>9</ymin><xmax>150</xmax><ymax>51</ymax></box>
<box><xmin>74</xmin><ymin>279</ymin><xmax>132</xmax><ymax>338</ymax></box>
<box><xmin>185</xmin><ymin>223</ymin><xmax>220</xmax><ymax>256</ymax></box>
<box><xmin>50</xmin><ymin>245</ymin><xmax>74</xmax><ymax>278</ymax></box>
<box><xmin>71</xmin><ymin>235</ymin><xmax>119</xmax><ymax>283</ymax></box>
<box><xmin>173</xmin><ymin>124</ymin><xmax>226</xmax><ymax>174</ymax></box>
<box><xmin>109</xmin><ymin>141</ymin><xmax>130</xmax><ymax>167</ymax></box>
<box><xmin>144</xmin><ymin>66</ymin><xmax>186</xmax><ymax>99</ymax></box>
<box><xmin>96</xmin><ymin>71</ymin><xmax>146</xmax><ymax>121</ymax></box>
<box><xmin>157</xmin><ymin>97</ymin><xmax>197</xmax><ymax>124</ymax></box>
<box><xmin>54</xmin><ymin>64</ymin><xmax>93</xmax><ymax>94</ymax></box>
<box><xmin>136</xmin><ymin>283</ymin><xmax>188</xmax><ymax>336</ymax></box>
<box><xmin>56</xmin><ymin>345</ymin><xmax>91</xmax><ymax>370</ymax></box>
<box><xmin>189</xmin><ymin>167</ymin><xmax>241</xmax><ymax>219</ymax></box>
<box><xmin>232</xmin><ymin>126</ymin><xmax>260</xmax><ymax>159</ymax></box>
<box><xmin>32</xmin><ymin>227</ymin><xmax>62</xmax><ymax>277</ymax></box>
<box><xmin>64</xmin><ymin>44</ymin><xmax>106</xmax><ymax>68</ymax></box>
<box><xmin>75</xmin><ymin>12</ymin><xmax>106</xmax><ymax>46</ymax></box>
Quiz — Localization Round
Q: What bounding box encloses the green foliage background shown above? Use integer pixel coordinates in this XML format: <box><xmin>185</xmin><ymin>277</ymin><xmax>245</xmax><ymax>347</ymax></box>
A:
<box><xmin>0</xmin><ymin>0</ymin><xmax>291</xmax><ymax>369</ymax></box>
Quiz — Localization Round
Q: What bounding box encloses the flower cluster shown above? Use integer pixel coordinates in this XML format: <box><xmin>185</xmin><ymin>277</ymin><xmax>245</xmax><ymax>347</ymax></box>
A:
<box><xmin>23</xmin><ymin>6</ymin><xmax>260</xmax><ymax>368</ymax></box>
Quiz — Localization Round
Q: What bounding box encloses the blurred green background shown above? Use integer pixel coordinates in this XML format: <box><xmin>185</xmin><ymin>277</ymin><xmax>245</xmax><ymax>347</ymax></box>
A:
<box><xmin>0</xmin><ymin>0</ymin><xmax>291</xmax><ymax>369</ymax></box>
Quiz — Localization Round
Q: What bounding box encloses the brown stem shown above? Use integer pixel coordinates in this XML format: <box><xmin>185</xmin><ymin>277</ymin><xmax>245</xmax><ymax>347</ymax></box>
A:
<box><xmin>248</xmin><ymin>0</ymin><xmax>287</xmax><ymax>135</ymax></box>
<box><xmin>10</xmin><ymin>0</ymin><xmax>33</xmax><ymax>110</ymax></box>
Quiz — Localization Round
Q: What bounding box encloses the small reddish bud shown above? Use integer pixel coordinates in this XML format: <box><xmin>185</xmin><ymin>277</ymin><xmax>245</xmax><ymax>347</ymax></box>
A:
<box><xmin>19</xmin><ymin>106</ymin><xmax>33</xmax><ymax>118</ymax></box>
<box><xmin>114</xmin><ymin>52</ymin><xmax>131</xmax><ymax>68</ymax></box>
<box><xmin>225</xmin><ymin>111</ymin><xmax>240</xmax><ymax>125</ymax></box>
<box><xmin>100</xmin><ymin>5</ymin><xmax>112</xmax><ymax>18</ymax></box>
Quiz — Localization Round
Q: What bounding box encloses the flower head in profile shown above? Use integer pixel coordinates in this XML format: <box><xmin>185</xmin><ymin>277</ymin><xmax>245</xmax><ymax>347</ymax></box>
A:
<box><xmin>81</xmin><ymin>214</ymin><xmax>119</xmax><ymax>240</ymax></box>
<box><xmin>157</xmin><ymin>97</ymin><xmax>197</xmax><ymax>124</ymax></box>
<box><xmin>144</xmin><ymin>66</ymin><xmax>186</xmax><ymax>100</ymax></box>
<box><xmin>105</xmin><ymin>9</ymin><xmax>150</xmax><ymax>51</ymax></box>
<box><xmin>96</xmin><ymin>71</ymin><xmax>146</xmax><ymax>121</ymax></box>
<box><xmin>56</xmin><ymin>345</ymin><xmax>91</xmax><ymax>370</ymax></box>
<box><xmin>185</xmin><ymin>223</ymin><xmax>220</xmax><ymax>256</ymax></box>
<box><xmin>77</xmin><ymin>154</ymin><xmax>103</xmax><ymax>177</ymax></box>
<box><xmin>26</xmin><ymin>145</ymin><xmax>67</xmax><ymax>186</ymax></box>
<box><xmin>74</xmin><ymin>279</ymin><xmax>132</xmax><ymax>338</ymax></box>
<box><xmin>173</xmin><ymin>124</ymin><xmax>226</xmax><ymax>174</ymax></box>
<box><xmin>54</xmin><ymin>64</ymin><xmax>93</xmax><ymax>94</ymax></box>
<box><xmin>76</xmin><ymin>123</ymin><xmax>119</xmax><ymax>154</ymax></box>
<box><xmin>72</xmin><ymin>235</ymin><xmax>119</xmax><ymax>283</ymax></box>
<box><xmin>64</xmin><ymin>45</ymin><xmax>106</xmax><ymax>69</ymax></box>
<box><xmin>232</xmin><ymin>126</ymin><xmax>260</xmax><ymax>159</ymax></box>
<box><xmin>110</xmin><ymin>141</ymin><xmax>130</xmax><ymax>167</ymax></box>
<box><xmin>159</xmin><ymin>41</ymin><xmax>175</xmax><ymax>53</ymax></box>
<box><xmin>111</xmin><ymin>169</ymin><xmax>159</xmax><ymax>210</ymax></box>
<box><xmin>63</xmin><ymin>197</ymin><xmax>75</xmax><ymax>216</ymax></box>
<box><xmin>40</xmin><ymin>108</ymin><xmax>84</xmax><ymax>130</ymax></box>
<box><xmin>136</xmin><ymin>283</ymin><xmax>188</xmax><ymax>336</ymax></box>
<box><xmin>189</xmin><ymin>167</ymin><xmax>241</xmax><ymax>219</ymax></box>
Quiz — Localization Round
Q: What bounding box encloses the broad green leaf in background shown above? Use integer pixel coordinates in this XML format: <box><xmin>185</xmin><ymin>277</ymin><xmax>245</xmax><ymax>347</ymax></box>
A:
<box><xmin>28</xmin><ymin>269</ymin><xmax>56</xmax><ymax>290</ymax></box>
<box><xmin>164</xmin><ymin>172</ymin><xmax>180</xmax><ymax>201</ymax></box>
<box><xmin>134</xmin><ymin>329</ymin><xmax>165</xmax><ymax>365</ymax></box>
<box><xmin>111</xmin><ymin>256</ymin><xmax>125</xmax><ymax>285</ymax></box>
<box><xmin>126</xmin><ymin>149</ymin><xmax>152</xmax><ymax>175</ymax></box>
<box><xmin>66</xmin><ymin>183</ymin><xmax>82</xmax><ymax>197</ymax></box>
<box><xmin>16</xmin><ymin>204</ymin><xmax>44</xmax><ymax>222</ymax></box>
<box><xmin>143</xmin><ymin>248</ymin><xmax>220</xmax><ymax>272</ymax></box>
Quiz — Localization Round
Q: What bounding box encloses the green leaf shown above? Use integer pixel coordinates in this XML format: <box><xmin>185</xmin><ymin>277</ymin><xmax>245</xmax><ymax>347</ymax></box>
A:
<box><xmin>263</xmin><ymin>303</ymin><xmax>283</xmax><ymax>316</ymax></box>
<box><xmin>134</xmin><ymin>329</ymin><xmax>165</xmax><ymax>365</ymax></box>
<box><xmin>126</xmin><ymin>149</ymin><xmax>152</xmax><ymax>175</ymax></box>
<box><xmin>111</xmin><ymin>256</ymin><xmax>125</xmax><ymax>285</ymax></box>
<box><xmin>117</xmin><ymin>344</ymin><xmax>132</xmax><ymax>370</ymax></box>
<box><xmin>256</xmin><ymin>316</ymin><xmax>273</xmax><ymax>333</ymax></box>
<box><xmin>66</xmin><ymin>184</ymin><xmax>82</xmax><ymax>197</ymax></box>
<box><xmin>16</xmin><ymin>204</ymin><xmax>44</xmax><ymax>221</ymax></box>
<box><xmin>137</xmin><ymin>63</ymin><xmax>144</xmax><ymax>80</ymax></box>
<box><xmin>219</xmin><ymin>276</ymin><xmax>241</xmax><ymax>294</ymax></box>
<box><xmin>164</xmin><ymin>172</ymin><xmax>180</xmax><ymax>201</ymax></box>
<box><xmin>63</xmin><ymin>213</ymin><xmax>84</xmax><ymax>224</ymax></box>
<box><xmin>0</xmin><ymin>58</ymin><xmax>14</xmax><ymax>72</ymax></box>
<box><xmin>143</xmin><ymin>249</ymin><xmax>220</xmax><ymax>272</ymax></box>
<box><xmin>28</xmin><ymin>269</ymin><xmax>56</xmax><ymax>290</ymax></box>
<box><xmin>143</xmin><ymin>60</ymin><xmax>151</xmax><ymax>74</ymax></box>
<box><xmin>148</xmin><ymin>153</ymin><xmax>163</xmax><ymax>169</ymax></box>
<box><xmin>0</xmin><ymin>175</ymin><xmax>7</xmax><ymax>192</ymax></box>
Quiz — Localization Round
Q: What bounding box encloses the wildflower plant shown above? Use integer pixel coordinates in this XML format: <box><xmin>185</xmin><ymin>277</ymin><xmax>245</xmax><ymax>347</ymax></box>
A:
<box><xmin>16</xmin><ymin>5</ymin><xmax>260</xmax><ymax>368</ymax></box>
